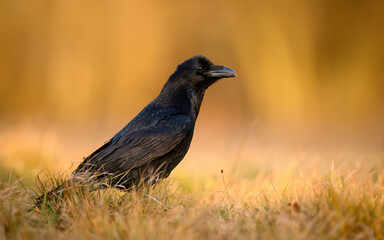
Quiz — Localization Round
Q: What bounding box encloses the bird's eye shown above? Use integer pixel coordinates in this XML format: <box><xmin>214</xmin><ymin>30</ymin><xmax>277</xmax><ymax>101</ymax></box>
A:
<box><xmin>195</xmin><ymin>66</ymin><xmax>203</xmax><ymax>74</ymax></box>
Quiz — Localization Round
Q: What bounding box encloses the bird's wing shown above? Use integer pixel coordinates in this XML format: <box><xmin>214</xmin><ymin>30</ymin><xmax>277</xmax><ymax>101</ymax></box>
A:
<box><xmin>74</xmin><ymin>114</ymin><xmax>193</xmax><ymax>175</ymax></box>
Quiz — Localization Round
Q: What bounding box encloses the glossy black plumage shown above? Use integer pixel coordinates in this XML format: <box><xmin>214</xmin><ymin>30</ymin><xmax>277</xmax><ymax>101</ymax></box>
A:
<box><xmin>36</xmin><ymin>56</ymin><xmax>236</xmax><ymax>205</ymax></box>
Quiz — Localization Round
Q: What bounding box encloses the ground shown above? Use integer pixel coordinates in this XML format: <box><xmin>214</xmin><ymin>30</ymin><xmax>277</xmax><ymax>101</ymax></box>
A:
<box><xmin>1</xmin><ymin>155</ymin><xmax>383</xmax><ymax>239</ymax></box>
<box><xmin>0</xmin><ymin>126</ymin><xmax>383</xmax><ymax>239</ymax></box>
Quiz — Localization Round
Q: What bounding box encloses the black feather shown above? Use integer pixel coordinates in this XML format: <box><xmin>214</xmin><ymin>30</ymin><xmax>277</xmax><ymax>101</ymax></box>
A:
<box><xmin>35</xmin><ymin>55</ymin><xmax>236</xmax><ymax>206</ymax></box>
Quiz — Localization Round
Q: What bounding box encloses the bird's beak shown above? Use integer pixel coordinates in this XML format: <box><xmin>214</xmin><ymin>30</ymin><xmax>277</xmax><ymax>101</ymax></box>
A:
<box><xmin>205</xmin><ymin>65</ymin><xmax>237</xmax><ymax>78</ymax></box>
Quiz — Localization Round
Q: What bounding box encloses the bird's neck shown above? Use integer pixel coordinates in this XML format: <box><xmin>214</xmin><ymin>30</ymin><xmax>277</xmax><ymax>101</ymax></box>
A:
<box><xmin>158</xmin><ymin>84</ymin><xmax>205</xmax><ymax>120</ymax></box>
<box><xmin>188</xmin><ymin>86</ymin><xmax>205</xmax><ymax>120</ymax></box>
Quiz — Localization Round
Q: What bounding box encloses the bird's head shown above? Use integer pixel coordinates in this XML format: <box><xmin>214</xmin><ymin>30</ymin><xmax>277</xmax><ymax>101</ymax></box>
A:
<box><xmin>166</xmin><ymin>55</ymin><xmax>237</xmax><ymax>90</ymax></box>
<box><xmin>159</xmin><ymin>56</ymin><xmax>236</xmax><ymax>118</ymax></box>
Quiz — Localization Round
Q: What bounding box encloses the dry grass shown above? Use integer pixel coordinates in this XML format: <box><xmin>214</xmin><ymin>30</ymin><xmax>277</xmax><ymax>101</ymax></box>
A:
<box><xmin>0</xmin><ymin>157</ymin><xmax>383</xmax><ymax>240</ymax></box>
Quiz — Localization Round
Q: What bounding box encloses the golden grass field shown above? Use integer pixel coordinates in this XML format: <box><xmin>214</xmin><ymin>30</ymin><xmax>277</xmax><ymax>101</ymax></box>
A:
<box><xmin>1</xmin><ymin>1</ymin><xmax>384</xmax><ymax>239</ymax></box>
<box><xmin>0</xmin><ymin>126</ymin><xmax>383</xmax><ymax>239</ymax></box>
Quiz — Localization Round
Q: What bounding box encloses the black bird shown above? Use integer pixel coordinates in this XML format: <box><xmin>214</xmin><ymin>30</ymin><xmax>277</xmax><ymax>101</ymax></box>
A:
<box><xmin>36</xmin><ymin>55</ymin><xmax>236</xmax><ymax>205</ymax></box>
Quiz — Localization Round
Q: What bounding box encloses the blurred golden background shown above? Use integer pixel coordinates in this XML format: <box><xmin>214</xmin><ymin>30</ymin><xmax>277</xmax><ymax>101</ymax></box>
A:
<box><xmin>0</xmin><ymin>0</ymin><xmax>383</xmax><ymax>176</ymax></box>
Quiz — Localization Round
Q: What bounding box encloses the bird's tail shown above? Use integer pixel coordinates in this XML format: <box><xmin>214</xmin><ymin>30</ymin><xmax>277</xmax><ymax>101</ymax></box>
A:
<box><xmin>33</xmin><ymin>173</ymin><xmax>102</xmax><ymax>208</ymax></box>
<box><xmin>34</xmin><ymin>183</ymin><xmax>65</xmax><ymax>208</ymax></box>
<box><xmin>33</xmin><ymin>177</ymin><xmax>80</xmax><ymax>208</ymax></box>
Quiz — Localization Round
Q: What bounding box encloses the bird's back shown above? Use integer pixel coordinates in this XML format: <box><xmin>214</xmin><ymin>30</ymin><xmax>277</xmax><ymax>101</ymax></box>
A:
<box><xmin>74</xmin><ymin>101</ymin><xmax>195</xmax><ymax>189</ymax></box>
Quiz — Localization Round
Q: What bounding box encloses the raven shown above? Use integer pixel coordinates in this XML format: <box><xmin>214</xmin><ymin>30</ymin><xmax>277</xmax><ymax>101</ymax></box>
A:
<box><xmin>36</xmin><ymin>55</ymin><xmax>236</xmax><ymax>205</ymax></box>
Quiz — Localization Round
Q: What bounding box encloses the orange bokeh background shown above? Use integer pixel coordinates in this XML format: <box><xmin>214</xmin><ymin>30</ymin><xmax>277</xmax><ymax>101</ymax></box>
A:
<box><xmin>0</xmin><ymin>0</ymin><xmax>383</xmax><ymax>174</ymax></box>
